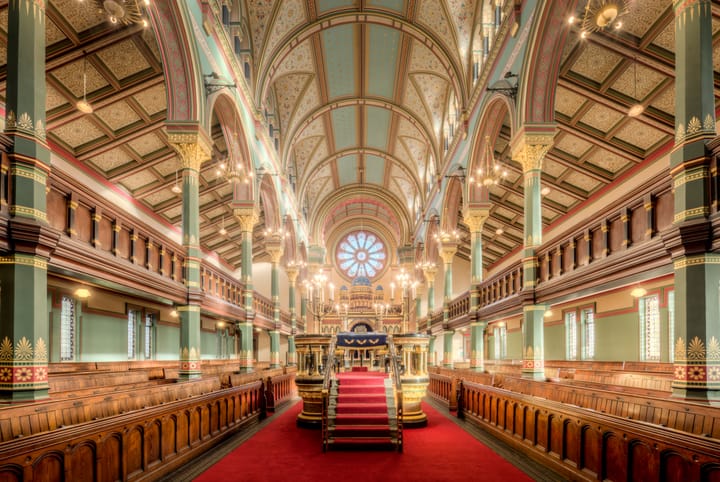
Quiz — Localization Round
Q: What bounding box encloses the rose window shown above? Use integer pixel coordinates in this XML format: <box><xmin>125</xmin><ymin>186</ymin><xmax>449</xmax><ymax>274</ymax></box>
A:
<box><xmin>336</xmin><ymin>231</ymin><xmax>386</xmax><ymax>278</ymax></box>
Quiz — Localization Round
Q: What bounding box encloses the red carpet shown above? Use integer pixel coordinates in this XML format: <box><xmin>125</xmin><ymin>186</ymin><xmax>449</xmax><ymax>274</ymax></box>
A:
<box><xmin>330</xmin><ymin>372</ymin><xmax>392</xmax><ymax>446</ymax></box>
<box><xmin>195</xmin><ymin>401</ymin><xmax>533</xmax><ymax>482</ymax></box>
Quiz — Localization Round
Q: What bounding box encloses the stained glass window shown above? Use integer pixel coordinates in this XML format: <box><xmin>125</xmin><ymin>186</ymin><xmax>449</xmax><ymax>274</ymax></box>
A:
<box><xmin>582</xmin><ymin>308</ymin><xmax>595</xmax><ymax>360</ymax></box>
<box><xmin>565</xmin><ymin>311</ymin><xmax>577</xmax><ymax>360</ymax></box>
<box><xmin>60</xmin><ymin>296</ymin><xmax>75</xmax><ymax>361</ymax></box>
<box><xmin>336</xmin><ymin>230</ymin><xmax>386</xmax><ymax>279</ymax></box>
<box><xmin>144</xmin><ymin>313</ymin><xmax>155</xmax><ymax>360</ymax></box>
<box><xmin>640</xmin><ymin>295</ymin><xmax>660</xmax><ymax>361</ymax></box>
<box><xmin>128</xmin><ymin>310</ymin><xmax>139</xmax><ymax>360</ymax></box>
<box><xmin>494</xmin><ymin>325</ymin><xmax>506</xmax><ymax>359</ymax></box>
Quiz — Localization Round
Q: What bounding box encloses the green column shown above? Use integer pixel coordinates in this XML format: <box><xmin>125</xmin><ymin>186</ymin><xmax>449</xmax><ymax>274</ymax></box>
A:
<box><xmin>470</xmin><ymin>322</ymin><xmax>486</xmax><ymax>371</ymax></box>
<box><xmin>669</xmin><ymin>0</ymin><xmax>719</xmax><ymax>401</ymax></box>
<box><xmin>512</xmin><ymin>131</ymin><xmax>554</xmax><ymax>380</ymax></box>
<box><xmin>235</xmin><ymin>207</ymin><xmax>258</xmax><ymax>372</ymax></box>
<box><xmin>443</xmin><ymin>330</ymin><xmax>454</xmax><ymax>368</ymax></box>
<box><xmin>269</xmin><ymin>330</ymin><xmax>280</xmax><ymax>368</ymax></box>
<box><xmin>287</xmin><ymin>266</ymin><xmax>299</xmax><ymax>365</ymax></box>
<box><xmin>438</xmin><ymin>240</ymin><xmax>457</xmax><ymax>330</ymax></box>
<box><xmin>0</xmin><ymin>0</ymin><xmax>54</xmax><ymax>402</ymax></box>
<box><xmin>267</xmin><ymin>236</ymin><xmax>283</xmax><ymax>368</ymax></box>
<box><xmin>170</xmin><ymin>137</ymin><xmax>210</xmax><ymax>379</ymax></box>
<box><xmin>422</xmin><ymin>265</ymin><xmax>437</xmax><ymax>366</ymax></box>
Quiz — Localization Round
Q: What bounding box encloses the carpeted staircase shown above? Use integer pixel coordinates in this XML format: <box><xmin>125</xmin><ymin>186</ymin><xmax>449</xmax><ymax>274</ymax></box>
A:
<box><xmin>326</xmin><ymin>371</ymin><xmax>399</xmax><ymax>449</ymax></box>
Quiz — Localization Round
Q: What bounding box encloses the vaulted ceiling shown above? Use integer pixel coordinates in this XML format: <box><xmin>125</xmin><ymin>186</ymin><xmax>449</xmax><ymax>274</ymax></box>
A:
<box><xmin>0</xmin><ymin>0</ymin><xmax>718</xmax><ymax>273</ymax></box>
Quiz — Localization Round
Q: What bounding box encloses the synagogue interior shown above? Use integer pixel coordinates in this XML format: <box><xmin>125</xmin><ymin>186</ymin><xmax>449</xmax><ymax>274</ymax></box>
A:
<box><xmin>0</xmin><ymin>0</ymin><xmax>719</xmax><ymax>481</ymax></box>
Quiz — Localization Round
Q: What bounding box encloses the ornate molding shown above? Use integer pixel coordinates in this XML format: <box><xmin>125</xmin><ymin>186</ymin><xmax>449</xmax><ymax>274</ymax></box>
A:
<box><xmin>169</xmin><ymin>135</ymin><xmax>212</xmax><ymax>171</ymax></box>
<box><xmin>234</xmin><ymin>206</ymin><xmax>259</xmax><ymax>233</ymax></box>
<box><xmin>511</xmin><ymin>133</ymin><xmax>555</xmax><ymax>173</ymax></box>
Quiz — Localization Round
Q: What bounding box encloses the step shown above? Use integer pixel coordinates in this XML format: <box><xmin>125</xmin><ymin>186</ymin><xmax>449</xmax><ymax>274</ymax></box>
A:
<box><xmin>337</xmin><ymin>393</ymin><xmax>386</xmax><ymax>404</ymax></box>
<box><xmin>335</xmin><ymin>402</ymin><xmax>387</xmax><ymax>414</ymax></box>
<box><xmin>333</xmin><ymin>413</ymin><xmax>389</xmax><ymax>424</ymax></box>
<box><xmin>330</xmin><ymin>424</ymin><xmax>392</xmax><ymax>438</ymax></box>
<box><xmin>328</xmin><ymin>437</ymin><xmax>397</xmax><ymax>448</ymax></box>
<box><xmin>338</xmin><ymin>385</ymin><xmax>386</xmax><ymax>395</ymax></box>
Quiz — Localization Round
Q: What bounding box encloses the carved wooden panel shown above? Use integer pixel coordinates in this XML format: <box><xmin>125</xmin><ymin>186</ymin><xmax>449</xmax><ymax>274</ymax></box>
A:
<box><xmin>655</xmin><ymin>191</ymin><xmax>673</xmax><ymax>232</ymax></box>
<box><xmin>603</xmin><ymin>432</ymin><xmax>625</xmax><ymax>481</ymax></box>
<box><xmin>630</xmin><ymin>441</ymin><xmax>657</xmax><ymax>482</ymax></box>
<box><xmin>631</xmin><ymin>205</ymin><xmax>646</xmax><ymax>243</ymax></box>
<box><xmin>98</xmin><ymin>433</ymin><xmax>122</xmax><ymax>482</ymax></box>
<box><xmin>146</xmin><ymin>420</ymin><xmax>162</xmax><ymax>468</ymax></box>
<box><xmin>126</xmin><ymin>426</ymin><xmax>143</xmax><ymax>478</ymax></box>
<box><xmin>99</xmin><ymin>217</ymin><xmax>113</xmax><ymax>251</ymax></box>
<box><xmin>69</xmin><ymin>442</ymin><xmax>96</xmax><ymax>482</ymax></box>
<box><xmin>591</xmin><ymin>228</ymin><xmax>603</xmax><ymax>260</ymax></box>
<box><xmin>549</xmin><ymin>414</ymin><xmax>563</xmax><ymax>458</ymax></box>
<box><xmin>33</xmin><ymin>452</ymin><xmax>64</xmax><ymax>482</ymax></box>
<box><xmin>135</xmin><ymin>238</ymin><xmax>147</xmax><ymax>267</ymax></box>
<box><xmin>76</xmin><ymin>204</ymin><xmax>92</xmax><ymax>242</ymax></box>
<box><xmin>609</xmin><ymin>217</ymin><xmax>623</xmax><ymax>252</ymax></box>
<box><xmin>563</xmin><ymin>419</ymin><xmax>579</xmax><ymax>467</ymax></box>
<box><xmin>47</xmin><ymin>189</ymin><xmax>67</xmax><ymax>231</ymax></box>
<box><xmin>118</xmin><ymin>228</ymin><xmax>130</xmax><ymax>259</ymax></box>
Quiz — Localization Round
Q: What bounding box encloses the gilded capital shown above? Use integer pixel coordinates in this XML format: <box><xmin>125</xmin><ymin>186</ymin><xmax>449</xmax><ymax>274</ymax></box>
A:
<box><xmin>169</xmin><ymin>134</ymin><xmax>212</xmax><ymax>172</ymax></box>
<box><xmin>438</xmin><ymin>242</ymin><xmax>458</xmax><ymax>265</ymax></box>
<box><xmin>266</xmin><ymin>236</ymin><xmax>285</xmax><ymax>264</ymax></box>
<box><xmin>511</xmin><ymin>133</ymin><xmax>554</xmax><ymax>173</ymax></box>
<box><xmin>234</xmin><ymin>206</ymin><xmax>259</xmax><ymax>233</ymax></box>
<box><xmin>286</xmin><ymin>266</ymin><xmax>299</xmax><ymax>284</ymax></box>
<box><xmin>422</xmin><ymin>264</ymin><xmax>438</xmax><ymax>283</ymax></box>
<box><xmin>463</xmin><ymin>208</ymin><xmax>490</xmax><ymax>233</ymax></box>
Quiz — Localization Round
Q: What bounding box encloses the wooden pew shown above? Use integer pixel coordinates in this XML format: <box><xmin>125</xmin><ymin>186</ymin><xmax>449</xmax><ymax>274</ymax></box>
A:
<box><xmin>456</xmin><ymin>379</ymin><xmax>720</xmax><ymax>482</ymax></box>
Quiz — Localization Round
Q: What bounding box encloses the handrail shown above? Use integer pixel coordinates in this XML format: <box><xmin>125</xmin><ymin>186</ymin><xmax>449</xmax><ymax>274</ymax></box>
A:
<box><xmin>321</xmin><ymin>336</ymin><xmax>338</xmax><ymax>452</ymax></box>
<box><xmin>387</xmin><ymin>337</ymin><xmax>403</xmax><ymax>452</ymax></box>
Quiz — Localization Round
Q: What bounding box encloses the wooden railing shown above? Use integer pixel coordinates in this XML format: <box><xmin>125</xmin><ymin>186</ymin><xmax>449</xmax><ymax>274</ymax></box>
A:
<box><xmin>0</xmin><ymin>380</ymin><xmax>266</xmax><ymax>481</ymax></box>
<box><xmin>427</xmin><ymin>372</ymin><xmax>458</xmax><ymax>411</ymax></box>
<box><xmin>456</xmin><ymin>380</ymin><xmax>720</xmax><ymax>482</ymax></box>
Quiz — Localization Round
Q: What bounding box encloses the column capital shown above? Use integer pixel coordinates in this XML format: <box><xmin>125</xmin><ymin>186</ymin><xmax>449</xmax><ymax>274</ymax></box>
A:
<box><xmin>266</xmin><ymin>235</ymin><xmax>285</xmax><ymax>264</ymax></box>
<box><xmin>169</xmin><ymin>134</ymin><xmax>212</xmax><ymax>171</ymax></box>
<box><xmin>463</xmin><ymin>207</ymin><xmax>490</xmax><ymax>232</ymax></box>
<box><xmin>511</xmin><ymin>132</ymin><xmax>554</xmax><ymax>173</ymax></box>
<box><xmin>422</xmin><ymin>264</ymin><xmax>438</xmax><ymax>283</ymax></box>
<box><xmin>286</xmin><ymin>266</ymin><xmax>299</xmax><ymax>284</ymax></box>
<box><xmin>234</xmin><ymin>206</ymin><xmax>259</xmax><ymax>233</ymax></box>
<box><xmin>438</xmin><ymin>241</ymin><xmax>458</xmax><ymax>265</ymax></box>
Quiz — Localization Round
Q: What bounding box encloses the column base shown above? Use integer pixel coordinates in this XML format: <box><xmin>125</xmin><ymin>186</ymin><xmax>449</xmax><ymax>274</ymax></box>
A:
<box><xmin>521</xmin><ymin>369</ymin><xmax>546</xmax><ymax>381</ymax></box>
<box><xmin>0</xmin><ymin>388</ymin><xmax>49</xmax><ymax>403</ymax></box>
<box><xmin>671</xmin><ymin>388</ymin><xmax>720</xmax><ymax>404</ymax></box>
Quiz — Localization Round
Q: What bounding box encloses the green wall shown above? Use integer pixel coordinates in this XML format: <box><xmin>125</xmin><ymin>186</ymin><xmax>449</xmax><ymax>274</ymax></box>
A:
<box><xmin>80</xmin><ymin>312</ymin><xmax>128</xmax><ymax>361</ymax></box>
<box><xmin>156</xmin><ymin>324</ymin><xmax>179</xmax><ymax>360</ymax></box>
<box><xmin>544</xmin><ymin>324</ymin><xmax>565</xmax><ymax>360</ymax></box>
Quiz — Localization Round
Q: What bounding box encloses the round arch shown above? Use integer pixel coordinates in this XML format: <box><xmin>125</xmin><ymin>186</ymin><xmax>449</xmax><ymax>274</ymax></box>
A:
<box><xmin>258</xmin><ymin>173</ymin><xmax>281</xmax><ymax>232</ymax></box>
<box><xmin>467</xmin><ymin>94</ymin><xmax>515</xmax><ymax>205</ymax></box>
<box><xmin>256</xmin><ymin>12</ymin><xmax>468</xmax><ymax>111</ymax></box>
<box><xmin>283</xmin><ymin>97</ymin><xmax>439</xmax><ymax>174</ymax></box>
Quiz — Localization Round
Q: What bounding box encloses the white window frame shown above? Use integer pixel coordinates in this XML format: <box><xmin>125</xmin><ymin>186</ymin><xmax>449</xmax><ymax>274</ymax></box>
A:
<box><xmin>581</xmin><ymin>307</ymin><xmax>595</xmax><ymax>360</ymax></box>
<box><xmin>60</xmin><ymin>295</ymin><xmax>76</xmax><ymax>361</ymax></box>
<box><xmin>639</xmin><ymin>294</ymin><xmax>661</xmax><ymax>361</ymax></box>
<box><xmin>565</xmin><ymin>311</ymin><xmax>578</xmax><ymax>360</ymax></box>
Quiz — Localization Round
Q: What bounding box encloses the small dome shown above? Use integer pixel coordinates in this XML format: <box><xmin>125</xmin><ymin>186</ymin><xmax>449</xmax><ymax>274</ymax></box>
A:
<box><xmin>340</xmin><ymin>285</ymin><xmax>348</xmax><ymax>291</ymax></box>
<box><xmin>352</xmin><ymin>276</ymin><xmax>371</xmax><ymax>286</ymax></box>
<box><xmin>375</xmin><ymin>285</ymin><xmax>384</xmax><ymax>291</ymax></box>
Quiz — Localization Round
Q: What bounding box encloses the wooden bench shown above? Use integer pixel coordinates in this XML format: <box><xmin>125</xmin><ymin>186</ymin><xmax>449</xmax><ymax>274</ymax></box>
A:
<box><xmin>0</xmin><ymin>377</ymin><xmax>221</xmax><ymax>442</ymax></box>
<box><xmin>456</xmin><ymin>379</ymin><xmax>720</xmax><ymax>482</ymax></box>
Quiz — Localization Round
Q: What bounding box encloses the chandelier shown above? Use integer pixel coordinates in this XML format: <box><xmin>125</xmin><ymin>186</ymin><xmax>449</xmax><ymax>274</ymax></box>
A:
<box><xmin>468</xmin><ymin>136</ymin><xmax>508</xmax><ymax>187</ymax></box>
<box><xmin>568</xmin><ymin>1</ymin><xmax>629</xmax><ymax>38</ymax></box>
<box><xmin>91</xmin><ymin>0</ymin><xmax>151</xmax><ymax>27</ymax></box>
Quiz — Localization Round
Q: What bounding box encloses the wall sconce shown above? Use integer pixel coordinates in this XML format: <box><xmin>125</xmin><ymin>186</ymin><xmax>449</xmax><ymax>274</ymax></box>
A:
<box><xmin>74</xmin><ymin>287</ymin><xmax>91</xmax><ymax>299</ymax></box>
<box><xmin>630</xmin><ymin>287</ymin><xmax>647</xmax><ymax>298</ymax></box>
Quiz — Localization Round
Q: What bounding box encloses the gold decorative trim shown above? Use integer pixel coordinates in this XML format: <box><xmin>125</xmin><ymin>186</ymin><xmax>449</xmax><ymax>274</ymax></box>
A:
<box><xmin>674</xmin><ymin>206</ymin><xmax>709</xmax><ymax>223</ymax></box>
<box><xmin>0</xmin><ymin>336</ymin><xmax>48</xmax><ymax>362</ymax></box>
<box><xmin>176</xmin><ymin>305</ymin><xmax>201</xmax><ymax>313</ymax></box>
<box><xmin>10</xmin><ymin>165</ymin><xmax>46</xmax><ymax>185</ymax></box>
<box><xmin>675</xmin><ymin>336</ymin><xmax>720</xmax><ymax>362</ymax></box>
<box><xmin>0</xmin><ymin>254</ymin><xmax>47</xmax><ymax>269</ymax></box>
<box><xmin>673</xmin><ymin>168</ymin><xmax>708</xmax><ymax>189</ymax></box>
<box><xmin>10</xmin><ymin>205</ymin><xmax>47</xmax><ymax>221</ymax></box>
<box><xmin>674</xmin><ymin>254</ymin><xmax>720</xmax><ymax>270</ymax></box>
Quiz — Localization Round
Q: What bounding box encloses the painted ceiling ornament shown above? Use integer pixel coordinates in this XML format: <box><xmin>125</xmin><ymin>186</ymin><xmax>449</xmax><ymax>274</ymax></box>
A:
<box><xmin>336</xmin><ymin>230</ymin><xmax>386</xmax><ymax>279</ymax></box>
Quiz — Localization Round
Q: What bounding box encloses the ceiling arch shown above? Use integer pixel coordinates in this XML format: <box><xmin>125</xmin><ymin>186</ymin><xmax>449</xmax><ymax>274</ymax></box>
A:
<box><xmin>296</xmin><ymin>147</ymin><xmax>423</xmax><ymax>204</ymax></box>
<box><xmin>256</xmin><ymin>11</ymin><xmax>467</xmax><ymax>110</ymax></box>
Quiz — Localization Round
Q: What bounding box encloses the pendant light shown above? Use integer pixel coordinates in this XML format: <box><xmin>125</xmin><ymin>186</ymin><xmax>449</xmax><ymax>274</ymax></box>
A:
<box><xmin>171</xmin><ymin>170</ymin><xmax>182</xmax><ymax>194</ymax></box>
<box><xmin>219</xmin><ymin>215</ymin><xmax>227</xmax><ymax>235</ymax></box>
<box><xmin>76</xmin><ymin>54</ymin><xmax>94</xmax><ymax>114</ymax></box>
<box><xmin>628</xmin><ymin>58</ymin><xmax>644</xmax><ymax>117</ymax></box>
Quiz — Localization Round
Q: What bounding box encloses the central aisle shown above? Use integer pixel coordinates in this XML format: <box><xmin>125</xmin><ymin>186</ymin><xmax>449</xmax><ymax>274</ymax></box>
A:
<box><xmin>195</xmin><ymin>400</ymin><xmax>534</xmax><ymax>482</ymax></box>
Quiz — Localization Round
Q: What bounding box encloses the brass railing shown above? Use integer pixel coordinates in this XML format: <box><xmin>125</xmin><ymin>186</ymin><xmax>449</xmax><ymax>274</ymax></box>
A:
<box><xmin>388</xmin><ymin>337</ymin><xmax>403</xmax><ymax>452</ymax></box>
<box><xmin>321</xmin><ymin>336</ymin><xmax>338</xmax><ymax>452</ymax></box>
